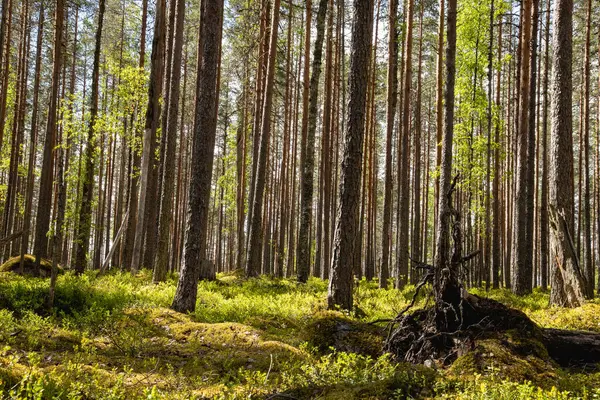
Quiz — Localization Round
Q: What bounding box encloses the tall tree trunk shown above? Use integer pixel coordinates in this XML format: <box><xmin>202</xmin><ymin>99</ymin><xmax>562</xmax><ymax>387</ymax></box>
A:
<box><xmin>328</xmin><ymin>0</ymin><xmax>373</xmax><ymax>310</ymax></box>
<box><xmin>276</xmin><ymin>3</ymin><xmax>294</xmax><ymax>277</ymax></box>
<box><xmin>172</xmin><ymin>0</ymin><xmax>224</xmax><ymax>312</ymax></box>
<box><xmin>132</xmin><ymin>0</ymin><xmax>166</xmax><ymax>272</ymax></box>
<box><xmin>319</xmin><ymin>0</ymin><xmax>334</xmax><ymax>279</ymax></box>
<box><xmin>539</xmin><ymin>0</ymin><xmax>550</xmax><ymax>291</ymax></box>
<box><xmin>33</xmin><ymin>0</ymin><xmax>64</xmax><ymax>269</ymax></box>
<box><xmin>597</xmin><ymin>9</ymin><xmax>600</xmax><ymax>296</ymax></box>
<box><xmin>246</xmin><ymin>0</ymin><xmax>281</xmax><ymax>277</ymax></box>
<box><xmin>380</xmin><ymin>0</ymin><xmax>398</xmax><ymax>289</ymax></box>
<box><xmin>3</xmin><ymin>0</ymin><xmax>29</xmax><ymax>260</ymax></box>
<box><xmin>246</xmin><ymin>0</ymin><xmax>270</xmax><ymax>261</ymax></box>
<box><xmin>524</xmin><ymin>0</ymin><xmax>539</xmax><ymax>291</ymax></box>
<box><xmin>123</xmin><ymin>0</ymin><xmax>149</xmax><ymax>269</ymax></box>
<box><xmin>433</xmin><ymin>0</ymin><xmax>459</xmax><ymax>330</ymax></box>
<box><xmin>0</xmin><ymin>0</ymin><xmax>9</xmax><ymax>112</ymax></box>
<box><xmin>549</xmin><ymin>0</ymin><xmax>586</xmax><ymax>307</ymax></box>
<box><xmin>433</xmin><ymin>0</ymin><xmax>444</xmax><ymax>260</ymax></box>
<box><xmin>581</xmin><ymin>0</ymin><xmax>594</xmax><ymax>298</ymax></box>
<box><xmin>411</xmin><ymin>2</ymin><xmax>424</xmax><ymax>284</ymax></box>
<box><xmin>492</xmin><ymin>14</ymin><xmax>502</xmax><ymax>289</ymax></box>
<box><xmin>485</xmin><ymin>0</ymin><xmax>494</xmax><ymax>290</ymax></box>
<box><xmin>511</xmin><ymin>0</ymin><xmax>533</xmax><ymax>295</ymax></box>
<box><xmin>0</xmin><ymin>0</ymin><xmax>12</xmax><ymax>157</ymax></box>
<box><xmin>237</xmin><ymin>66</ymin><xmax>249</xmax><ymax>272</ymax></box>
<box><xmin>396</xmin><ymin>0</ymin><xmax>414</xmax><ymax>289</ymax></box>
<box><xmin>297</xmin><ymin>0</ymin><xmax>328</xmax><ymax>282</ymax></box>
<box><xmin>74</xmin><ymin>0</ymin><xmax>106</xmax><ymax>273</ymax></box>
<box><xmin>286</xmin><ymin>23</ymin><xmax>304</xmax><ymax>276</ymax></box>
<box><xmin>19</xmin><ymin>0</ymin><xmax>44</xmax><ymax>271</ymax></box>
<box><xmin>154</xmin><ymin>0</ymin><xmax>185</xmax><ymax>282</ymax></box>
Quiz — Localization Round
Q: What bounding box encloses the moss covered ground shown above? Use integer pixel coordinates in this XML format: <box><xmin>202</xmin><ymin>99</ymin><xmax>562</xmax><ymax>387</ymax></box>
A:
<box><xmin>0</xmin><ymin>269</ymin><xmax>598</xmax><ymax>399</ymax></box>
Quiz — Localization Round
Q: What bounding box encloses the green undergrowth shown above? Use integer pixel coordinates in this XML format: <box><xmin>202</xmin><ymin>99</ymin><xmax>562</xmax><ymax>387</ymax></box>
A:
<box><xmin>0</xmin><ymin>270</ymin><xmax>598</xmax><ymax>399</ymax></box>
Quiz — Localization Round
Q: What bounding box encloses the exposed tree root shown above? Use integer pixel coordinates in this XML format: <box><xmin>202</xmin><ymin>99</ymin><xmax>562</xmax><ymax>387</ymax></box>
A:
<box><xmin>386</xmin><ymin>174</ymin><xmax>600</xmax><ymax>370</ymax></box>
<box><xmin>384</xmin><ymin>292</ymin><xmax>600</xmax><ymax>369</ymax></box>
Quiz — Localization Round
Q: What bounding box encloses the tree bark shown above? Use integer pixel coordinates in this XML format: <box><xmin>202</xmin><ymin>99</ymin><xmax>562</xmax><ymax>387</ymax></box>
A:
<box><xmin>492</xmin><ymin>14</ymin><xmax>502</xmax><ymax>289</ymax></box>
<box><xmin>380</xmin><ymin>0</ymin><xmax>398</xmax><ymax>289</ymax></box>
<box><xmin>539</xmin><ymin>0</ymin><xmax>550</xmax><ymax>291</ymax></box>
<box><xmin>246</xmin><ymin>0</ymin><xmax>281</xmax><ymax>277</ymax></box>
<box><xmin>396</xmin><ymin>0</ymin><xmax>414</xmax><ymax>289</ymax></box>
<box><xmin>154</xmin><ymin>0</ymin><xmax>185</xmax><ymax>282</ymax></box>
<box><xmin>433</xmin><ymin>0</ymin><xmax>460</xmax><ymax>330</ymax></box>
<box><xmin>297</xmin><ymin>0</ymin><xmax>328</xmax><ymax>282</ymax></box>
<box><xmin>433</xmin><ymin>0</ymin><xmax>444</xmax><ymax>260</ymax></box>
<box><xmin>524</xmin><ymin>0</ymin><xmax>539</xmax><ymax>292</ymax></box>
<box><xmin>172</xmin><ymin>0</ymin><xmax>224</xmax><ymax>312</ymax></box>
<box><xmin>19</xmin><ymin>0</ymin><xmax>44</xmax><ymax>272</ymax></box>
<box><xmin>328</xmin><ymin>0</ymin><xmax>373</xmax><ymax>310</ymax></box>
<box><xmin>511</xmin><ymin>0</ymin><xmax>533</xmax><ymax>295</ymax></box>
<box><xmin>3</xmin><ymin>0</ymin><xmax>30</xmax><ymax>261</ymax></box>
<box><xmin>33</xmin><ymin>0</ymin><xmax>64</xmax><ymax>268</ymax></box>
<box><xmin>132</xmin><ymin>0</ymin><xmax>166</xmax><ymax>272</ymax></box>
<box><xmin>411</xmin><ymin>3</ymin><xmax>424</xmax><ymax>285</ymax></box>
<box><xmin>582</xmin><ymin>0</ymin><xmax>593</xmax><ymax>298</ymax></box>
<box><xmin>549</xmin><ymin>0</ymin><xmax>586</xmax><ymax>307</ymax></box>
<box><xmin>73</xmin><ymin>0</ymin><xmax>106</xmax><ymax>273</ymax></box>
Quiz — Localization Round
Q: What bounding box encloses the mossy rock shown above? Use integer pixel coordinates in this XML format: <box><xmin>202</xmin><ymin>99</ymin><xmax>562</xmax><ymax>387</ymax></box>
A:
<box><xmin>0</xmin><ymin>255</ymin><xmax>59</xmax><ymax>277</ymax></box>
<box><xmin>302</xmin><ymin>310</ymin><xmax>384</xmax><ymax>357</ymax></box>
<box><xmin>448</xmin><ymin>330</ymin><xmax>558</xmax><ymax>388</ymax></box>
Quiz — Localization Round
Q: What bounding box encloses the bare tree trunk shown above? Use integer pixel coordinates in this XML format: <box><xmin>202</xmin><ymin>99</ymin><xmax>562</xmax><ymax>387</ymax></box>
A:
<box><xmin>172</xmin><ymin>0</ymin><xmax>224</xmax><ymax>312</ymax></box>
<box><xmin>246</xmin><ymin>0</ymin><xmax>281</xmax><ymax>277</ymax></box>
<box><xmin>524</xmin><ymin>0</ymin><xmax>539</xmax><ymax>291</ymax></box>
<box><xmin>286</xmin><ymin>25</ymin><xmax>304</xmax><ymax>276</ymax></box>
<box><xmin>246</xmin><ymin>0</ymin><xmax>270</xmax><ymax>260</ymax></box>
<box><xmin>123</xmin><ymin>0</ymin><xmax>148</xmax><ymax>270</ymax></box>
<box><xmin>433</xmin><ymin>0</ymin><xmax>460</xmax><ymax>330</ymax></box>
<box><xmin>171</xmin><ymin>45</ymin><xmax>189</xmax><ymax>273</ymax></box>
<box><xmin>582</xmin><ymin>0</ymin><xmax>594</xmax><ymax>298</ymax></box>
<box><xmin>237</xmin><ymin>66</ymin><xmax>249</xmax><ymax>272</ymax></box>
<box><xmin>74</xmin><ymin>0</ymin><xmax>106</xmax><ymax>273</ymax></box>
<box><xmin>19</xmin><ymin>0</ymin><xmax>44</xmax><ymax>271</ymax></box>
<box><xmin>3</xmin><ymin>0</ymin><xmax>29</xmax><ymax>261</ymax></box>
<box><xmin>411</xmin><ymin>2</ymin><xmax>424</xmax><ymax>284</ymax></box>
<box><xmin>297</xmin><ymin>0</ymin><xmax>328</xmax><ymax>282</ymax></box>
<box><xmin>597</xmin><ymin>11</ymin><xmax>600</xmax><ymax>296</ymax></box>
<box><xmin>0</xmin><ymin>0</ymin><xmax>10</xmax><ymax>110</ymax></box>
<box><xmin>492</xmin><ymin>14</ymin><xmax>502</xmax><ymax>289</ymax></box>
<box><xmin>0</xmin><ymin>0</ymin><xmax>12</xmax><ymax>157</ymax></box>
<box><xmin>34</xmin><ymin>0</ymin><xmax>64</xmax><ymax>269</ymax></box>
<box><xmin>132</xmin><ymin>0</ymin><xmax>166</xmax><ymax>272</ymax></box>
<box><xmin>328</xmin><ymin>0</ymin><xmax>373</xmax><ymax>310</ymax></box>
<box><xmin>549</xmin><ymin>0</ymin><xmax>586</xmax><ymax>307</ymax></box>
<box><xmin>276</xmin><ymin>4</ymin><xmax>294</xmax><ymax>277</ymax></box>
<box><xmin>484</xmin><ymin>0</ymin><xmax>494</xmax><ymax>290</ymax></box>
<box><xmin>154</xmin><ymin>0</ymin><xmax>185</xmax><ymax>282</ymax></box>
<box><xmin>380</xmin><ymin>0</ymin><xmax>398</xmax><ymax>289</ymax></box>
<box><xmin>433</xmin><ymin>0</ymin><xmax>444</xmax><ymax>260</ymax></box>
<box><xmin>539</xmin><ymin>0</ymin><xmax>550</xmax><ymax>291</ymax></box>
<box><xmin>396</xmin><ymin>0</ymin><xmax>414</xmax><ymax>289</ymax></box>
<box><xmin>511</xmin><ymin>0</ymin><xmax>533</xmax><ymax>295</ymax></box>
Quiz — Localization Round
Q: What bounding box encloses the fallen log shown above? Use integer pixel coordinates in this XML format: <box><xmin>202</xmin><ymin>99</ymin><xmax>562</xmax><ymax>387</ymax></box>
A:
<box><xmin>542</xmin><ymin>328</ymin><xmax>600</xmax><ymax>368</ymax></box>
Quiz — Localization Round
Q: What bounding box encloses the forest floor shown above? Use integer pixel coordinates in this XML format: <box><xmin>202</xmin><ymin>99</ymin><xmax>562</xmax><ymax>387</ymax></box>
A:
<box><xmin>0</xmin><ymin>268</ymin><xmax>599</xmax><ymax>399</ymax></box>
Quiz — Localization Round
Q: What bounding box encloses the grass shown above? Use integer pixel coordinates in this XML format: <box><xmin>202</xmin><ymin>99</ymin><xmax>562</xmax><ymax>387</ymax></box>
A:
<box><xmin>0</xmin><ymin>270</ymin><xmax>598</xmax><ymax>399</ymax></box>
